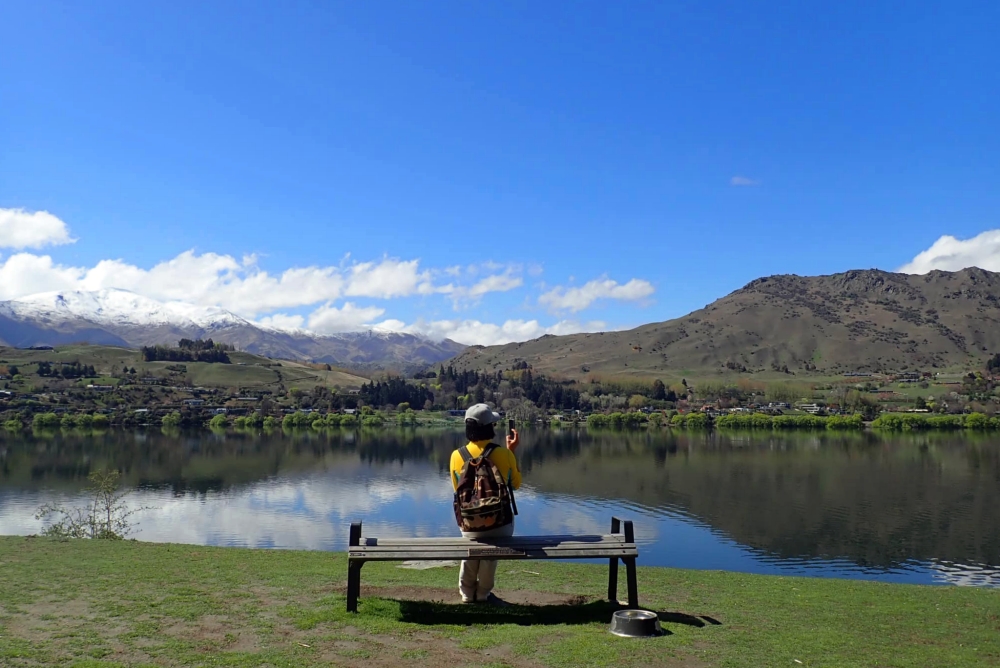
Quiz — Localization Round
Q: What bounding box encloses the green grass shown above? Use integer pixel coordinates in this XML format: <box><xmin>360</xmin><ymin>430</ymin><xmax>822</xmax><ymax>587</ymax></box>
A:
<box><xmin>0</xmin><ymin>344</ymin><xmax>367</xmax><ymax>390</ymax></box>
<box><xmin>0</xmin><ymin>537</ymin><xmax>997</xmax><ymax>667</ymax></box>
<box><xmin>73</xmin><ymin>376</ymin><xmax>120</xmax><ymax>387</ymax></box>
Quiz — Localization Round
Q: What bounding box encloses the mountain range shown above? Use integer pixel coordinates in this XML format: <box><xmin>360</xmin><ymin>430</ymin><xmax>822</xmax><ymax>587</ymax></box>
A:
<box><xmin>0</xmin><ymin>289</ymin><xmax>465</xmax><ymax>371</ymax></box>
<box><xmin>7</xmin><ymin>268</ymin><xmax>1000</xmax><ymax>379</ymax></box>
<box><xmin>448</xmin><ymin>268</ymin><xmax>1000</xmax><ymax>379</ymax></box>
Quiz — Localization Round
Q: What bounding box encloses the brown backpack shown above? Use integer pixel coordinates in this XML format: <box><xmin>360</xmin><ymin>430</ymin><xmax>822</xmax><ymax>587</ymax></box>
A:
<box><xmin>453</xmin><ymin>444</ymin><xmax>515</xmax><ymax>532</ymax></box>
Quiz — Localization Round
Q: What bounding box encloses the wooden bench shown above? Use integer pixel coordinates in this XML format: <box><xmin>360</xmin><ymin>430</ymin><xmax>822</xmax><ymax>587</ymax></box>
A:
<box><xmin>346</xmin><ymin>517</ymin><xmax>639</xmax><ymax>613</ymax></box>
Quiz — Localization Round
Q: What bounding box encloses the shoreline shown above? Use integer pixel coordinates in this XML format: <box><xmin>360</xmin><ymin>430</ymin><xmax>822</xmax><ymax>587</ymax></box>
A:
<box><xmin>4</xmin><ymin>417</ymin><xmax>1000</xmax><ymax>435</ymax></box>
<box><xmin>1</xmin><ymin>536</ymin><xmax>997</xmax><ymax>667</ymax></box>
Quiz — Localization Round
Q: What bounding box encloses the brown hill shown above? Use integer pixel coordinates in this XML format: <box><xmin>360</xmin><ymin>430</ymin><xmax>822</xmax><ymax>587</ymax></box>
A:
<box><xmin>447</xmin><ymin>268</ymin><xmax>1000</xmax><ymax>379</ymax></box>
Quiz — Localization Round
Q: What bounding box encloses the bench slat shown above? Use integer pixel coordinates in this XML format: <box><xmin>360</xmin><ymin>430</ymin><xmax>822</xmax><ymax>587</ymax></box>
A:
<box><xmin>350</xmin><ymin>547</ymin><xmax>637</xmax><ymax>561</ymax></box>
<box><xmin>350</xmin><ymin>544</ymin><xmax>637</xmax><ymax>554</ymax></box>
<box><xmin>348</xmin><ymin>543</ymin><xmax>635</xmax><ymax>559</ymax></box>
<box><xmin>362</xmin><ymin>534</ymin><xmax>613</xmax><ymax>546</ymax></box>
<box><xmin>356</xmin><ymin>539</ymin><xmax>628</xmax><ymax>551</ymax></box>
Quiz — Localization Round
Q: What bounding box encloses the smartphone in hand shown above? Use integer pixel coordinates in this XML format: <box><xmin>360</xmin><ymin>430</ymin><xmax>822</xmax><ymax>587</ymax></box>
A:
<box><xmin>506</xmin><ymin>418</ymin><xmax>519</xmax><ymax>452</ymax></box>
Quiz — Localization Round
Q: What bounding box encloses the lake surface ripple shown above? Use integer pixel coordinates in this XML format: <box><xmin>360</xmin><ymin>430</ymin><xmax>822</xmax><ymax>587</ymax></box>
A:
<box><xmin>1</xmin><ymin>428</ymin><xmax>998</xmax><ymax>587</ymax></box>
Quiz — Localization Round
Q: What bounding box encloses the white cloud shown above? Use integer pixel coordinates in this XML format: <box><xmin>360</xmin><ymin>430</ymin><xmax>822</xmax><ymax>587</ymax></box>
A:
<box><xmin>730</xmin><ymin>176</ymin><xmax>760</xmax><ymax>186</ymax></box>
<box><xmin>0</xmin><ymin>250</ymin><xmax>347</xmax><ymax>317</ymax></box>
<box><xmin>373</xmin><ymin>318</ymin><xmax>407</xmax><ymax>332</ymax></box>
<box><xmin>0</xmin><ymin>208</ymin><xmax>76</xmax><ymax>249</ymax></box>
<box><xmin>376</xmin><ymin>317</ymin><xmax>608</xmax><ymax>346</ymax></box>
<box><xmin>898</xmin><ymin>229</ymin><xmax>1000</xmax><ymax>274</ymax></box>
<box><xmin>0</xmin><ymin>250</ymin><xmax>457</xmax><ymax>317</ymax></box>
<box><xmin>467</xmin><ymin>272</ymin><xmax>523</xmax><ymax>298</ymax></box>
<box><xmin>0</xmin><ymin>253</ymin><xmax>85</xmax><ymax>298</ymax></box>
<box><xmin>256</xmin><ymin>313</ymin><xmax>306</xmax><ymax>331</ymax></box>
<box><xmin>0</xmin><ymin>215</ymin><xmax>637</xmax><ymax>344</ymax></box>
<box><xmin>344</xmin><ymin>258</ymin><xmax>434</xmax><ymax>298</ymax></box>
<box><xmin>445</xmin><ymin>269</ymin><xmax>524</xmax><ymax>307</ymax></box>
<box><xmin>306</xmin><ymin>302</ymin><xmax>387</xmax><ymax>334</ymax></box>
<box><xmin>538</xmin><ymin>277</ymin><xmax>654</xmax><ymax>313</ymax></box>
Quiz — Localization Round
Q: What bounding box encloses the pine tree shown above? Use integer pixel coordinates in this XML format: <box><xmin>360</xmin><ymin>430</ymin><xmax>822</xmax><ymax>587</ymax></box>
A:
<box><xmin>652</xmin><ymin>379</ymin><xmax>666</xmax><ymax>401</ymax></box>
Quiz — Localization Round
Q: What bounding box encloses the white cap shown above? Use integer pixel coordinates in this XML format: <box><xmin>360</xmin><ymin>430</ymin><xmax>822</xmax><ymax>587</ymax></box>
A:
<box><xmin>464</xmin><ymin>403</ymin><xmax>501</xmax><ymax>425</ymax></box>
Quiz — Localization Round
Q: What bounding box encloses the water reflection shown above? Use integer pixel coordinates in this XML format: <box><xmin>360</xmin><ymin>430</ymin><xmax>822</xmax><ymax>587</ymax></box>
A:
<box><xmin>1</xmin><ymin>428</ymin><xmax>998</xmax><ymax>586</ymax></box>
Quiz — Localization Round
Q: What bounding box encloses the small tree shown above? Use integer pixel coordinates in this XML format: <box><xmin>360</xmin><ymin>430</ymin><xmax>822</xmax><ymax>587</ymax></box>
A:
<box><xmin>628</xmin><ymin>394</ymin><xmax>648</xmax><ymax>410</ymax></box>
<box><xmin>36</xmin><ymin>470</ymin><xmax>150</xmax><ymax>540</ymax></box>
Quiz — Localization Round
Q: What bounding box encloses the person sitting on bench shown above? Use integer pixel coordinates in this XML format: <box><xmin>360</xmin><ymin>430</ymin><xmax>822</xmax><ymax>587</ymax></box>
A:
<box><xmin>450</xmin><ymin>403</ymin><xmax>521</xmax><ymax>605</ymax></box>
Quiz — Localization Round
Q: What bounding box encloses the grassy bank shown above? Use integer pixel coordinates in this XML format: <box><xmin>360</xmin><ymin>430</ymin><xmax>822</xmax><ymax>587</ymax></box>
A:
<box><xmin>588</xmin><ymin>410</ymin><xmax>1000</xmax><ymax>431</ymax></box>
<box><xmin>0</xmin><ymin>538</ymin><xmax>997</xmax><ymax>667</ymax></box>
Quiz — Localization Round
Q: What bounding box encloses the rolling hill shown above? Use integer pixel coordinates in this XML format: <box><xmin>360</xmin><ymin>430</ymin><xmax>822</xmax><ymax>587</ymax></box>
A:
<box><xmin>0</xmin><ymin>344</ymin><xmax>370</xmax><ymax>390</ymax></box>
<box><xmin>447</xmin><ymin>268</ymin><xmax>1000</xmax><ymax>379</ymax></box>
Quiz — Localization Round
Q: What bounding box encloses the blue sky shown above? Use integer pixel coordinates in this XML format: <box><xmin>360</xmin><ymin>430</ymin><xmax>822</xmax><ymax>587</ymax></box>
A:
<box><xmin>2</xmin><ymin>1</ymin><xmax>999</xmax><ymax>344</ymax></box>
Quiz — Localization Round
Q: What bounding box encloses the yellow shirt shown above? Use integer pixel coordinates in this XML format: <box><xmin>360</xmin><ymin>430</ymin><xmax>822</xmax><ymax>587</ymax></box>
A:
<box><xmin>450</xmin><ymin>439</ymin><xmax>522</xmax><ymax>491</ymax></box>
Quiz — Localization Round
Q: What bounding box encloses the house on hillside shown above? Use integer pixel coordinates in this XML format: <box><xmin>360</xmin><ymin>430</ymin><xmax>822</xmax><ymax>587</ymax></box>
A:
<box><xmin>183</xmin><ymin>399</ymin><xmax>205</xmax><ymax>406</ymax></box>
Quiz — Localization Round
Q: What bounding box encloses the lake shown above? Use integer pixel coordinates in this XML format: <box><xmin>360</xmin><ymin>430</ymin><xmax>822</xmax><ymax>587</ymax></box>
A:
<box><xmin>1</xmin><ymin>428</ymin><xmax>998</xmax><ymax>587</ymax></box>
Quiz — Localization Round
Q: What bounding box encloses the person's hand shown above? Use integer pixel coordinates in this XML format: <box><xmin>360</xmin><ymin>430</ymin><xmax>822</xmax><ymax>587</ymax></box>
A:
<box><xmin>506</xmin><ymin>428</ymin><xmax>519</xmax><ymax>452</ymax></box>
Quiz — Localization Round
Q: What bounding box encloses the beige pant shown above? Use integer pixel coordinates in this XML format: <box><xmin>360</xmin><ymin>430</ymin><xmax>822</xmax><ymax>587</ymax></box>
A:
<box><xmin>459</xmin><ymin>521</ymin><xmax>515</xmax><ymax>602</ymax></box>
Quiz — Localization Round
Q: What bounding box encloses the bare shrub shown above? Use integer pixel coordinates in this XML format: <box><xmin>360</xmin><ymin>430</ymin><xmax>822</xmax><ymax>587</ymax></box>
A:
<box><xmin>36</xmin><ymin>470</ymin><xmax>152</xmax><ymax>540</ymax></box>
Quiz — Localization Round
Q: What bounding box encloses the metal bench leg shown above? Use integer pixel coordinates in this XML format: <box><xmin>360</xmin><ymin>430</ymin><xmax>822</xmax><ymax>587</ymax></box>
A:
<box><xmin>624</xmin><ymin>557</ymin><xmax>639</xmax><ymax>609</ymax></box>
<box><xmin>347</xmin><ymin>560</ymin><xmax>364</xmax><ymax>613</ymax></box>
<box><xmin>347</xmin><ymin>522</ymin><xmax>363</xmax><ymax>613</ymax></box>
<box><xmin>608</xmin><ymin>517</ymin><xmax>621</xmax><ymax>603</ymax></box>
<box><xmin>622</xmin><ymin>519</ymin><xmax>638</xmax><ymax>608</ymax></box>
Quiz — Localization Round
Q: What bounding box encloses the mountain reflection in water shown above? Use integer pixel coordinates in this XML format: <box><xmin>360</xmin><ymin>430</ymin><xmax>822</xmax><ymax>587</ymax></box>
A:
<box><xmin>1</xmin><ymin>428</ymin><xmax>997</xmax><ymax>587</ymax></box>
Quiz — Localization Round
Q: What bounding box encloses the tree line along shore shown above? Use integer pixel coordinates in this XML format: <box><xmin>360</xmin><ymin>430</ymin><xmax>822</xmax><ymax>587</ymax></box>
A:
<box><xmin>6</xmin><ymin>407</ymin><xmax>1000</xmax><ymax>433</ymax></box>
<box><xmin>3</xmin><ymin>341</ymin><xmax>1000</xmax><ymax>434</ymax></box>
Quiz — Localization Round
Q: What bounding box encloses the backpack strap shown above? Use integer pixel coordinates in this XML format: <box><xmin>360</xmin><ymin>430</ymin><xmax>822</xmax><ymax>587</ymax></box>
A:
<box><xmin>461</xmin><ymin>444</ymin><xmax>498</xmax><ymax>463</ymax></box>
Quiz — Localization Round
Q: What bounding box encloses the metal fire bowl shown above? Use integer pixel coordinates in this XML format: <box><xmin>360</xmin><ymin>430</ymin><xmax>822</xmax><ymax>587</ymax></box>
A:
<box><xmin>609</xmin><ymin>609</ymin><xmax>664</xmax><ymax>638</ymax></box>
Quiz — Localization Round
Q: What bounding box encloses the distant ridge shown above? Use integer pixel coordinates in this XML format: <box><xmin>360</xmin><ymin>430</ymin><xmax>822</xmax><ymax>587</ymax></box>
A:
<box><xmin>447</xmin><ymin>268</ymin><xmax>1000</xmax><ymax>378</ymax></box>
<box><xmin>0</xmin><ymin>289</ymin><xmax>465</xmax><ymax>371</ymax></box>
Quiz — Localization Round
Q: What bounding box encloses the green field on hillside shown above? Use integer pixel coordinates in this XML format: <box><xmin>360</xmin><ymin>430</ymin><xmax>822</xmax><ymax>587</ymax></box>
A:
<box><xmin>0</xmin><ymin>345</ymin><xmax>367</xmax><ymax>390</ymax></box>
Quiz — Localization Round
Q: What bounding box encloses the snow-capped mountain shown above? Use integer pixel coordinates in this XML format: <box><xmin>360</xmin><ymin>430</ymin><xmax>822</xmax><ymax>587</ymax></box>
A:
<box><xmin>0</xmin><ymin>289</ymin><xmax>250</xmax><ymax>330</ymax></box>
<box><xmin>0</xmin><ymin>289</ymin><xmax>465</xmax><ymax>370</ymax></box>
